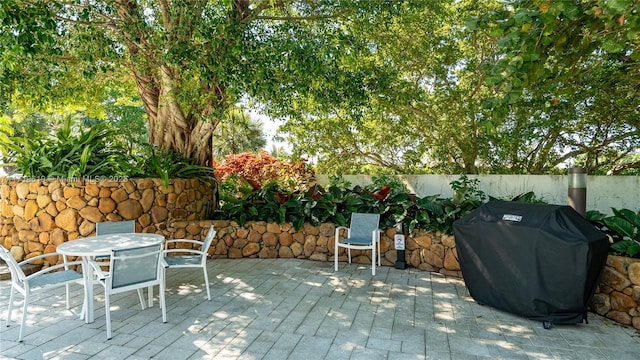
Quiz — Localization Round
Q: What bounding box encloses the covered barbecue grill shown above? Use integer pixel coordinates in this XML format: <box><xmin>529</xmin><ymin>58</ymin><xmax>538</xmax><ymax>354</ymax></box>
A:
<box><xmin>453</xmin><ymin>201</ymin><xmax>609</xmax><ymax>328</ymax></box>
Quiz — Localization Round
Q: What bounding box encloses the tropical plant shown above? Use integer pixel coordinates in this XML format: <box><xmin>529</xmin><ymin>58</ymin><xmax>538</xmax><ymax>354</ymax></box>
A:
<box><xmin>3</xmin><ymin>115</ymin><xmax>129</xmax><ymax>179</ymax></box>
<box><xmin>211</xmin><ymin>108</ymin><xmax>266</xmax><ymax>161</ymax></box>
<box><xmin>214</xmin><ymin>151</ymin><xmax>315</xmax><ymax>195</ymax></box>
<box><xmin>0</xmin><ymin>114</ymin><xmax>13</xmax><ymax>157</ymax></box>
<box><xmin>2</xmin><ymin>115</ymin><xmax>213</xmax><ymax>184</ymax></box>
<box><xmin>509</xmin><ymin>191</ymin><xmax>547</xmax><ymax>203</ymax></box>
<box><xmin>135</xmin><ymin>146</ymin><xmax>214</xmax><ymax>187</ymax></box>
<box><xmin>604</xmin><ymin>208</ymin><xmax>640</xmax><ymax>258</ymax></box>
<box><xmin>587</xmin><ymin>209</ymin><xmax>640</xmax><ymax>259</ymax></box>
<box><xmin>326</xmin><ymin>175</ymin><xmax>353</xmax><ymax>191</ymax></box>
<box><xmin>210</xmin><ymin>174</ymin><xmax>486</xmax><ymax>235</ymax></box>
<box><xmin>365</xmin><ymin>175</ymin><xmax>410</xmax><ymax>197</ymax></box>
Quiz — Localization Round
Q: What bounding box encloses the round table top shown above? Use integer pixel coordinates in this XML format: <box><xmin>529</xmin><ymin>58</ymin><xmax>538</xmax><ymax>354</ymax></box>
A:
<box><xmin>56</xmin><ymin>233</ymin><xmax>165</xmax><ymax>257</ymax></box>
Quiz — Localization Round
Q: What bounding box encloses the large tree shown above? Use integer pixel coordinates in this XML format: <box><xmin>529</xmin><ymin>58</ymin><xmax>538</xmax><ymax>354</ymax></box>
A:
<box><xmin>281</xmin><ymin>0</ymin><xmax>501</xmax><ymax>174</ymax></box>
<box><xmin>0</xmin><ymin>0</ymin><xmax>394</xmax><ymax>165</ymax></box>
<box><xmin>281</xmin><ymin>0</ymin><xmax>640</xmax><ymax>175</ymax></box>
<box><xmin>211</xmin><ymin>107</ymin><xmax>265</xmax><ymax>160</ymax></box>
<box><xmin>478</xmin><ymin>0</ymin><xmax>640</xmax><ymax>174</ymax></box>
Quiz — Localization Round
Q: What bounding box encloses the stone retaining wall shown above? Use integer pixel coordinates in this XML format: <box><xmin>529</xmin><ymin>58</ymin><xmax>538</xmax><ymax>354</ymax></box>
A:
<box><xmin>161</xmin><ymin>220</ymin><xmax>461</xmax><ymax>277</ymax></box>
<box><xmin>0</xmin><ymin>177</ymin><xmax>215</xmax><ymax>261</ymax></box>
<box><xmin>591</xmin><ymin>255</ymin><xmax>640</xmax><ymax>329</ymax></box>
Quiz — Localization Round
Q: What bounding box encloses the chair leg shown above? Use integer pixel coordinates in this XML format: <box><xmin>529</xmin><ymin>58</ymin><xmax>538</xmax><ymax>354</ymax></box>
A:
<box><xmin>105</xmin><ymin>291</ymin><xmax>112</xmax><ymax>339</ymax></box>
<box><xmin>203</xmin><ymin>267</ymin><xmax>211</xmax><ymax>301</ymax></box>
<box><xmin>377</xmin><ymin>239</ymin><xmax>381</xmax><ymax>267</ymax></box>
<box><xmin>80</xmin><ymin>297</ymin><xmax>86</xmax><ymax>320</ymax></box>
<box><xmin>6</xmin><ymin>287</ymin><xmax>15</xmax><ymax>327</ymax></box>
<box><xmin>136</xmin><ymin>289</ymin><xmax>146</xmax><ymax>310</ymax></box>
<box><xmin>65</xmin><ymin>284</ymin><xmax>71</xmax><ymax>309</ymax></box>
<box><xmin>147</xmin><ymin>286</ymin><xmax>153</xmax><ymax>308</ymax></box>
<box><xmin>371</xmin><ymin>243</ymin><xmax>376</xmax><ymax>276</ymax></box>
<box><xmin>161</xmin><ymin>267</ymin><xmax>166</xmax><ymax>307</ymax></box>
<box><xmin>19</xmin><ymin>293</ymin><xmax>28</xmax><ymax>342</ymax></box>
<box><xmin>334</xmin><ymin>241</ymin><xmax>339</xmax><ymax>271</ymax></box>
<box><xmin>160</xmin><ymin>283</ymin><xmax>167</xmax><ymax>323</ymax></box>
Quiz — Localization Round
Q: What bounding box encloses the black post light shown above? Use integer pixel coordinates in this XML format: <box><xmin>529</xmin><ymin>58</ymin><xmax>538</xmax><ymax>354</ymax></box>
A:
<box><xmin>394</xmin><ymin>222</ymin><xmax>407</xmax><ymax>269</ymax></box>
<box><xmin>568</xmin><ymin>167</ymin><xmax>587</xmax><ymax>217</ymax></box>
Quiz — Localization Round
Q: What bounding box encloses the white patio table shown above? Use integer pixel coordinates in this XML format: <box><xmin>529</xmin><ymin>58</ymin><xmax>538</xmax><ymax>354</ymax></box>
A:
<box><xmin>56</xmin><ymin>233</ymin><xmax>165</xmax><ymax>323</ymax></box>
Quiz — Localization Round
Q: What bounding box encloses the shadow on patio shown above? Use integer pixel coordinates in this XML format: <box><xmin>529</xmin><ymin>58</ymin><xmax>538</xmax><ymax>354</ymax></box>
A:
<box><xmin>1</xmin><ymin>258</ymin><xmax>639</xmax><ymax>359</ymax></box>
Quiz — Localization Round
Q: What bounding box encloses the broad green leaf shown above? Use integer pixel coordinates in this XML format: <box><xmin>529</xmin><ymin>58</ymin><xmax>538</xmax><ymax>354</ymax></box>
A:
<box><xmin>605</xmin><ymin>0</ymin><xmax>634</xmax><ymax>14</ymax></box>
<box><xmin>602</xmin><ymin>39</ymin><xmax>626</xmax><ymax>53</ymax></box>
<box><xmin>604</xmin><ymin>216</ymin><xmax>635</xmax><ymax>239</ymax></box>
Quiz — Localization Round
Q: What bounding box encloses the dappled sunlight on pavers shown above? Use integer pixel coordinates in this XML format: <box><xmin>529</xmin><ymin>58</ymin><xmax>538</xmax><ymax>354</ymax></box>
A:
<box><xmin>1</xmin><ymin>258</ymin><xmax>639</xmax><ymax>359</ymax></box>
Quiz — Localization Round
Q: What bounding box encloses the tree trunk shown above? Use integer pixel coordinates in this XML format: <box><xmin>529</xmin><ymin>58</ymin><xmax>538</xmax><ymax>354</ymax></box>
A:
<box><xmin>130</xmin><ymin>64</ymin><xmax>216</xmax><ymax>166</ymax></box>
<box><xmin>115</xmin><ymin>0</ymin><xmax>218</xmax><ymax>166</ymax></box>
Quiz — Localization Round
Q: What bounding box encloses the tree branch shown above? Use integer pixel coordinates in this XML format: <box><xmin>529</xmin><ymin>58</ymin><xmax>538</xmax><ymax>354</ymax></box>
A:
<box><xmin>256</xmin><ymin>9</ymin><xmax>350</xmax><ymax>22</ymax></box>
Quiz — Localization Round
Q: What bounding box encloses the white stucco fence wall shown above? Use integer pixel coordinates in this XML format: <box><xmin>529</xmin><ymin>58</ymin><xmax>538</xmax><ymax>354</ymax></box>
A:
<box><xmin>316</xmin><ymin>175</ymin><xmax>640</xmax><ymax>215</ymax></box>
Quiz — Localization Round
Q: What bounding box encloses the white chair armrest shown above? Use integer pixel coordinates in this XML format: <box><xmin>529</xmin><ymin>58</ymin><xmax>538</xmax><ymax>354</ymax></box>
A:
<box><xmin>87</xmin><ymin>260</ymin><xmax>109</xmax><ymax>280</ymax></box>
<box><xmin>164</xmin><ymin>239</ymin><xmax>204</xmax><ymax>249</ymax></box>
<box><xmin>20</xmin><ymin>252</ymin><xmax>82</xmax><ymax>279</ymax></box>
<box><xmin>18</xmin><ymin>252</ymin><xmax>73</xmax><ymax>267</ymax></box>
<box><xmin>163</xmin><ymin>249</ymin><xmax>206</xmax><ymax>256</ymax></box>
<box><xmin>335</xmin><ymin>226</ymin><xmax>349</xmax><ymax>239</ymax></box>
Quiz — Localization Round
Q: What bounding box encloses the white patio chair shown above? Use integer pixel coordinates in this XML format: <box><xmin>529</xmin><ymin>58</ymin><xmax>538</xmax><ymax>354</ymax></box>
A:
<box><xmin>0</xmin><ymin>246</ymin><xmax>84</xmax><ymax>342</ymax></box>
<box><xmin>94</xmin><ymin>221</ymin><xmax>136</xmax><ymax>264</ymax></box>
<box><xmin>163</xmin><ymin>225</ymin><xmax>216</xmax><ymax>300</ymax></box>
<box><xmin>93</xmin><ymin>220</ymin><xmax>154</xmax><ymax>308</ymax></box>
<box><xmin>96</xmin><ymin>220</ymin><xmax>135</xmax><ymax>235</ymax></box>
<box><xmin>334</xmin><ymin>213</ymin><xmax>381</xmax><ymax>275</ymax></box>
<box><xmin>89</xmin><ymin>243</ymin><xmax>167</xmax><ymax>339</ymax></box>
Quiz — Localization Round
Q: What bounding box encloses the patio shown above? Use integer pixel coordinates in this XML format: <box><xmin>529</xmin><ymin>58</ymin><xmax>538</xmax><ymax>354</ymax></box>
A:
<box><xmin>1</xmin><ymin>258</ymin><xmax>639</xmax><ymax>360</ymax></box>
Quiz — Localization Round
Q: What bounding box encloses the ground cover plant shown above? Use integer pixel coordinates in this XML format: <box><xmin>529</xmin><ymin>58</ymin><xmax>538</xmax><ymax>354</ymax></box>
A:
<box><xmin>213</xmin><ymin>155</ymin><xmax>640</xmax><ymax>261</ymax></box>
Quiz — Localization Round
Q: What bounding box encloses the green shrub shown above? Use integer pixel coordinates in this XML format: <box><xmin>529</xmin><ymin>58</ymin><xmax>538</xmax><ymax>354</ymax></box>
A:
<box><xmin>4</xmin><ymin>115</ymin><xmax>130</xmax><ymax>179</ymax></box>
<box><xmin>134</xmin><ymin>146</ymin><xmax>214</xmax><ymax>186</ymax></box>
<box><xmin>210</xmin><ymin>175</ymin><xmax>486</xmax><ymax>234</ymax></box>
<box><xmin>587</xmin><ymin>209</ymin><xmax>640</xmax><ymax>259</ymax></box>
<box><xmin>604</xmin><ymin>208</ymin><xmax>640</xmax><ymax>258</ymax></box>
<box><xmin>3</xmin><ymin>115</ymin><xmax>213</xmax><ymax>185</ymax></box>
<box><xmin>510</xmin><ymin>191</ymin><xmax>548</xmax><ymax>203</ymax></box>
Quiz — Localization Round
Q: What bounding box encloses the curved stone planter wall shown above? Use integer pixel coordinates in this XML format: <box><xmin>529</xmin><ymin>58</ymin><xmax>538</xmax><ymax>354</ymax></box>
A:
<box><xmin>173</xmin><ymin>220</ymin><xmax>462</xmax><ymax>277</ymax></box>
<box><xmin>0</xmin><ymin>177</ymin><xmax>214</xmax><ymax>261</ymax></box>
<box><xmin>591</xmin><ymin>255</ymin><xmax>640</xmax><ymax>329</ymax></box>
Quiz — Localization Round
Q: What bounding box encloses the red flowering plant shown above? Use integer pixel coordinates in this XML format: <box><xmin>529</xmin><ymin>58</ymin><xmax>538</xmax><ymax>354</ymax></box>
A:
<box><xmin>211</xmin><ymin>151</ymin><xmax>318</xmax><ymax>228</ymax></box>
<box><xmin>213</xmin><ymin>151</ymin><xmax>315</xmax><ymax>201</ymax></box>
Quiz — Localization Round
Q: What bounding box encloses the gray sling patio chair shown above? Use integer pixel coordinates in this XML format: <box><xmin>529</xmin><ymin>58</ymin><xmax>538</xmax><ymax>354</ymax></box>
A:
<box><xmin>0</xmin><ymin>246</ymin><xmax>84</xmax><ymax>342</ymax></box>
<box><xmin>334</xmin><ymin>213</ymin><xmax>381</xmax><ymax>275</ymax></box>
<box><xmin>89</xmin><ymin>243</ymin><xmax>167</xmax><ymax>339</ymax></box>
<box><xmin>96</xmin><ymin>220</ymin><xmax>135</xmax><ymax>236</ymax></box>
<box><xmin>94</xmin><ymin>220</ymin><xmax>154</xmax><ymax>307</ymax></box>
<box><xmin>163</xmin><ymin>225</ymin><xmax>216</xmax><ymax>300</ymax></box>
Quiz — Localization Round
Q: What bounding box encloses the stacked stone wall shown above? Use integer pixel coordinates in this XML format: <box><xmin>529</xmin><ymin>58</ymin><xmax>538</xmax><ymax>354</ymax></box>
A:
<box><xmin>591</xmin><ymin>255</ymin><xmax>640</xmax><ymax>329</ymax></box>
<box><xmin>0</xmin><ymin>177</ymin><xmax>214</xmax><ymax>262</ymax></box>
<box><xmin>174</xmin><ymin>220</ymin><xmax>461</xmax><ymax>277</ymax></box>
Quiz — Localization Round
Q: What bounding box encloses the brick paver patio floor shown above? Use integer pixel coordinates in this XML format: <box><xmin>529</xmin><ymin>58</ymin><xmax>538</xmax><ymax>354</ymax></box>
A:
<box><xmin>1</xmin><ymin>258</ymin><xmax>639</xmax><ymax>359</ymax></box>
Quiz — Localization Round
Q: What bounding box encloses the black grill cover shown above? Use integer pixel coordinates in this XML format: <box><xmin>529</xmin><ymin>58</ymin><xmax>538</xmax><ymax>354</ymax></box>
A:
<box><xmin>453</xmin><ymin>201</ymin><xmax>609</xmax><ymax>325</ymax></box>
